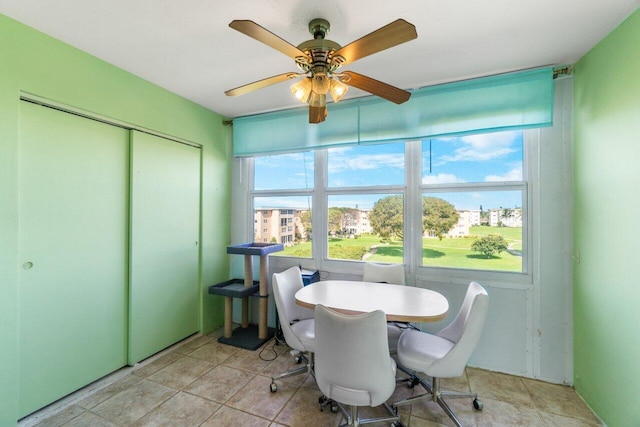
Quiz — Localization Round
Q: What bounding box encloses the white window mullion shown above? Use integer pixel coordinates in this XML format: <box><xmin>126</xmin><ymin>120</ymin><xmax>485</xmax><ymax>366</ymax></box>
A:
<box><xmin>405</xmin><ymin>140</ymin><xmax>422</xmax><ymax>286</ymax></box>
<box><xmin>314</xmin><ymin>149</ymin><xmax>328</xmax><ymax>268</ymax></box>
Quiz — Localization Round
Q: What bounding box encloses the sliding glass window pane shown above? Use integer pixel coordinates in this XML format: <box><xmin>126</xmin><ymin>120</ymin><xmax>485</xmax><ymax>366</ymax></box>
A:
<box><xmin>327</xmin><ymin>142</ymin><xmax>404</xmax><ymax>187</ymax></box>
<box><xmin>422</xmin><ymin>130</ymin><xmax>523</xmax><ymax>184</ymax></box>
<box><xmin>327</xmin><ymin>194</ymin><xmax>403</xmax><ymax>263</ymax></box>
<box><xmin>422</xmin><ymin>191</ymin><xmax>523</xmax><ymax>272</ymax></box>
<box><xmin>254</xmin><ymin>196</ymin><xmax>312</xmax><ymax>258</ymax></box>
<box><xmin>254</xmin><ymin>151</ymin><xmax>314</xmax><ymax>190</ymax></box>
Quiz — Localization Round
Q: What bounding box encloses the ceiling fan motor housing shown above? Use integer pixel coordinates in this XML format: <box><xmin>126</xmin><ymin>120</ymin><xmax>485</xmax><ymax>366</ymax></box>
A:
<box><xmin>294</xmin><ymin>18</ymin><xmax>345</xmax><ymax>74</ymax></box>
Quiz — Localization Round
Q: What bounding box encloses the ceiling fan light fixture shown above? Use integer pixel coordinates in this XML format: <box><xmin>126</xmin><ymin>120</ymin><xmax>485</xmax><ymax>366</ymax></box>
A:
<box><xmin>311</xmin><ymin>73</ymin><xmax>331</xmax><ymax>94</ymax></box>
<box><xmin>309</xmin><ymin>92</ymin><xmax>326</xmax><ymax>108</ymax></box>
<box><xmin>291</xmin><ymin>77</ymin><xmax>312</xmax><ymax>103</ymax></box>
<box><xmin>329</xmin><ymin>78</ymin><xmax>349</xmax><ymax>103</ymax></box>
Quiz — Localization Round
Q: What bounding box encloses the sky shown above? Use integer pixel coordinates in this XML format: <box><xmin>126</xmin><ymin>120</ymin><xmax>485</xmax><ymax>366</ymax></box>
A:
<box><xmin>254</xmin><ymin>130</ymin><xmax>524</xmax><ymax>211</ymax></box>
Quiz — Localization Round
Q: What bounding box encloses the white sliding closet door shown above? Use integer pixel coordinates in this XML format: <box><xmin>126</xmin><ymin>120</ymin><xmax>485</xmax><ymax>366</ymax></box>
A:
<box><xmin>129</xmin><ymin>131</ymin><xmax>201</xmax><ymax>363</ymax></box>
<box><xmin>17</xmin><ymin>101</ymin><xmax>129</xmax><ymax>417</ymax></box>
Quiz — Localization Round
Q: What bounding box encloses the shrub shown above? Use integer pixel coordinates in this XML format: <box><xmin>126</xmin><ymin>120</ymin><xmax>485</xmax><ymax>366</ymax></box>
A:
<box><xmin>328</xmin><ymin>244</ymin><xmax>369</xmax><ymax>260</ymax></box>
<box><xmin>471</xmin><ymin>234</ymin><xmax>509</xmax><ymax>258</ymax></box>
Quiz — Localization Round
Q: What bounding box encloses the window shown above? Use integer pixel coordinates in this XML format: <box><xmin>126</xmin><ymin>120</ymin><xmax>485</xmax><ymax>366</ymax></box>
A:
<box><xmin>249</xmin><ymin>130</ymin><xmax>528</xmax><ymax>275</ymax></box>
<box><xmin>421</xmin><ymin>130</ymin><xmax>524</xmax><ymax>272</ymax></box>
<box><xmin>253</xmin><ymin>151</ymin><xmax>314</xmax><ymax>258</ymax></box>
<box><xmin>326</xmin><ymin>142</ymin><xmax>405</xmax><ymax>263</ymax></box>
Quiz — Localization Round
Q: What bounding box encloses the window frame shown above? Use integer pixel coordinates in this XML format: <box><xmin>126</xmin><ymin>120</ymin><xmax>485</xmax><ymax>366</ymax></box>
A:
<box><xmin>318</xmin><ymin>147</ymin><xmax>408</xmax><ymax>268</ymax></box>
<box><xmin>247</xmin><ymin>131</ymin><xmax>534</xmax><ymax>284</ymax></box>
<box><xmin>411</xmin><ymin>133</ymin><xmax>532</xmax><ymax>284</ymax></box>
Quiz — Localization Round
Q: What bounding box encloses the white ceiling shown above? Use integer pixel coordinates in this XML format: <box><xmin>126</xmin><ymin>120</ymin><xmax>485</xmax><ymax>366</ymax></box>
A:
<box><xmin>1</xmin><ymin>0</ymin><xmax>638</xmax><ymax>119</ymax></box>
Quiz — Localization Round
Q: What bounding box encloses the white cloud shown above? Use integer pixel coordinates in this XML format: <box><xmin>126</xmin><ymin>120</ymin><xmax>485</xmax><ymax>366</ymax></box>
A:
<box><xmin>255</xmin><ymin>151</ymin><xmax>311</xmax><ymax>168</ymax></box>
<box><xmin>436</xmin><ymin>130</ymin><xmax>520</xmax><ymax>164</ymax></box>
<box><xmin>440</xmin><ymin>146</ymin><xmax>514</xmax><ymax>162</ymax></box>
<box><xmin>460</xmin><ymin>131</ymin><xmax>519</xmax><ymax>148</ymax></box>
<box><xmin>422</xmin><ymin>173</ymin><xmax>464</xmax><ymax>184</ymax></box>
<box><xmin>255</xmin><ymin>196</ymin><xmax>311</xmax><ymax>209</ymax></box>
<box><xmin>485</xmin><ymin>167</ymin><xmax>522</xmax><ymax>182</ymax></box>
<box><xmin>328</xmin><ymin>153</ymin><xmax>404</xmax><ymax>173</ymax></box>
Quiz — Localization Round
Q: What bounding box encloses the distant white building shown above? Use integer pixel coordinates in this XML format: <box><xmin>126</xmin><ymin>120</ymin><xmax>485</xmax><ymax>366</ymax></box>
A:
<box><xmin>468</xmin><ymin>209</ymin><xmax>482</xmax><ymax>226</ymax></box>
<box><xmin>489</xmin><ymin>208</ymin><xmax>523</xmax><ymax>227</ymax></box>
<box><xmin>357</xmin><ymin>209</ymin><xmax>373</xmax><ymax>235</ymax></box>
<box><xmin>434</xmin><ymin>207</ymin><xmax>522</xmax><ymax>238</ymax></box>
<box><xmin>446</xmin><ymin>210</ymin><xmax>472</xmax><ymax>237</ymax></box>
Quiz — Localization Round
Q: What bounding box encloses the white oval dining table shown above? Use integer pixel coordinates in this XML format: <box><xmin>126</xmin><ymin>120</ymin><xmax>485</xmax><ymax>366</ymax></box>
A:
<box><xmin>295</xmin><ymin>280</ymin><xmax>449</xmax><ymax>322</ymax></box>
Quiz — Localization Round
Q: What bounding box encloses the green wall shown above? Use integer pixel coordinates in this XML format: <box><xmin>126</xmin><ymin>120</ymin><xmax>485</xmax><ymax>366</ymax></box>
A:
<box><xmin>573</xmin><ymin>9</ymin><xmax>640</xmax><ymax>427</ymax></box>
<box><xmin>0</xmin><ymin>14</ymin><xmax>230</xmax><ymax>425</ymax></box>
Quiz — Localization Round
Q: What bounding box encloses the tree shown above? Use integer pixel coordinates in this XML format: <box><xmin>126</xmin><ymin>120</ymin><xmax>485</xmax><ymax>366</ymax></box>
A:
<box><xmin>471</xmin><ymin>234</ymin><xmax>509</xmax><ymax>258</ymax></box>
<box><xmin>369</xmin><ymin>195</ymin><xmax>404</xmax><ymax>240</ymax></box>
<box><xmin>499</xmin><ymin>207</ymin><xmax>512</xmax><ymax>227</ymax></box>
<box><xmin>422</xmin><ymin>197</ymin><xmax>459</xmax><ymax>240</ymax></box>
<box><xmin>299</xmin><ymin>210</ymin><xmax>312</xmax><ymax>239</ymax></box>
<box><xmin>480</xmin><ymin>204</ymin><xmax>489</xmax><ymax>225</ymax></box>
<box><xmin>327</xmin><ymin>208</ymin><xmax>344</xmax><ymax>236</ymax></box>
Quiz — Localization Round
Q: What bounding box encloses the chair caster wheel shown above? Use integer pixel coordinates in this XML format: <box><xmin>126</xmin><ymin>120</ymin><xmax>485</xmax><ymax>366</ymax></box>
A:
<box><xmin>270</xmin><ymin>382</ymin><xmax>277</xmax><ymax>393</ymax></box>
<box><xmin>318</xmin><ymin>395</ymin><xmax>329</xmax><ymax>411</ymax></box>
<box><xmin>294</xmin><ymin>355</ymin><xmax>302</xmax><ymax>364</ymax></box>
<box><xmin>473</xmin><ymin>398</ymin><xmax>483</xmax><ymax>410</ymax></box>
<box><xmin>407</xmin><ymin>377</ymin><xmax>419</xmax><ymax>388</ymax></box>
<box><xmin>330</xmin><ymin>403</ymin><xmax>338</xmax><ymax>413</ymax></box>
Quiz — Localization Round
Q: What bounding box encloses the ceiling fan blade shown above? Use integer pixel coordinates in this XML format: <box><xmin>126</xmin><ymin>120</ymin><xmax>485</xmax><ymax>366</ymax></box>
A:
<box><xmin>229</xmin><ymin>20</ymin><xmax>308</xmax><ymax>61</ymax></box>
<box><xmin>309</xmin><ymin>105</ymin><xmax>327</xmax><ymax>123</ymax></box>
<box><xmin>331</xmin><ymin>19</ymin><xmax>417</xmax><ymax>67</ymax></box>
<box><xmin>339</xmin><ymin>71</ymin><xmax>411</xmax><ymax>104</ymax></box>
<box><xmin>225</xmin><ymin>72</ymin><xmax>302</xmax><ymax>97</ymax></box>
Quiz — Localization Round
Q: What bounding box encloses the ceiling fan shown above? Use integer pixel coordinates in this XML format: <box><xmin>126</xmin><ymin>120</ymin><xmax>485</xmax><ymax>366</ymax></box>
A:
<box><xmin>224</xmin><ymin>18</ymin><xmax>417</xmax><ymax>123</ymax></box>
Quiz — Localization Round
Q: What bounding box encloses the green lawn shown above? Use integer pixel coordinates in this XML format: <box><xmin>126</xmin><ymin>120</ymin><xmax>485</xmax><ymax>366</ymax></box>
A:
<box><xmin>422</xmin><ymin>226</ymin><xmax>522</xmax><ymax>271</ymax></box>
<box><xmin>275</xmin><ymin>226</ymin><xmax>522</xmax><ymax>272</ymax></box>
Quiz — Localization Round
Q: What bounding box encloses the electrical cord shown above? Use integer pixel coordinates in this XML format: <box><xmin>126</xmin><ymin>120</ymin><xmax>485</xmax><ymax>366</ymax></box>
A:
<box><xmin>258</xmin><ymin>321</ymin><xmax>289</xmax><ymax>361</ymax></box>
<box><xmin>258</xmin><ymin>337</ymin><xmax>279</xmax><ymax>361</ymax></box>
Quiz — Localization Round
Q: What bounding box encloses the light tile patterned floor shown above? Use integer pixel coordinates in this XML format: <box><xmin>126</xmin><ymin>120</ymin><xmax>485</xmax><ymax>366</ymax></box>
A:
<box><xmin>20</xmin><ymin>329</ymin><xmax>602</xmax><ymax>427</ymax></box>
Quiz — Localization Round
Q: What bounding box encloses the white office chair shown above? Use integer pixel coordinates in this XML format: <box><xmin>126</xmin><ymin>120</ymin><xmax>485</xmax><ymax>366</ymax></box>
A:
<box><xmin>393</xmin><ymin>281</ymin><xmax>489</xmax><ymax>427</ymax></box>
<box><xmin>270</xmin><ymin>266</ymin><xmax>316</xmax><ymax>393</ymax></box>
<box><xmin>362</xmin><ymin>262</ymin><xmax>410</xmax><ymax>353</ymax></box>
<box><xmin>314</xmin><ymin>304</ymin><xmax>404</xmax><ymax>427</ymax></box>
<box><xmin>362</xmin><ymin>262</ymin><xmax>406</xmax><ymax>285</ymax></box>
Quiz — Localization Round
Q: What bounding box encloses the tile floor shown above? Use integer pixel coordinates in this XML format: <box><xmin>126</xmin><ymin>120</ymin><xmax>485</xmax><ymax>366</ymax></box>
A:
<box><xmin>21</xmin><ymin>329</ymin><xmax>602</xmax><ymax>427</ymax></box>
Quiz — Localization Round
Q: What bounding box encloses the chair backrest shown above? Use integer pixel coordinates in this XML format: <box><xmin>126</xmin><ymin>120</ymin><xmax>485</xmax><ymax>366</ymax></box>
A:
<box><xmin>314</xmin><ymin>304</ymin><xmax>396</xmax><ymax>407</ymax></box>
<box><xmin>272</xmin><ymin>266</ymin><xmax>315</xmax><ymax>351</ymax></box>
<box><xmin>431</xmin><ymin>281</ymin><xmax>489</xmax><ymax>377</ymax></box>
<box><xmin>362</xmin><ymin>262</ymin><xmax>405</xmax><ymax>285</ymax></box>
